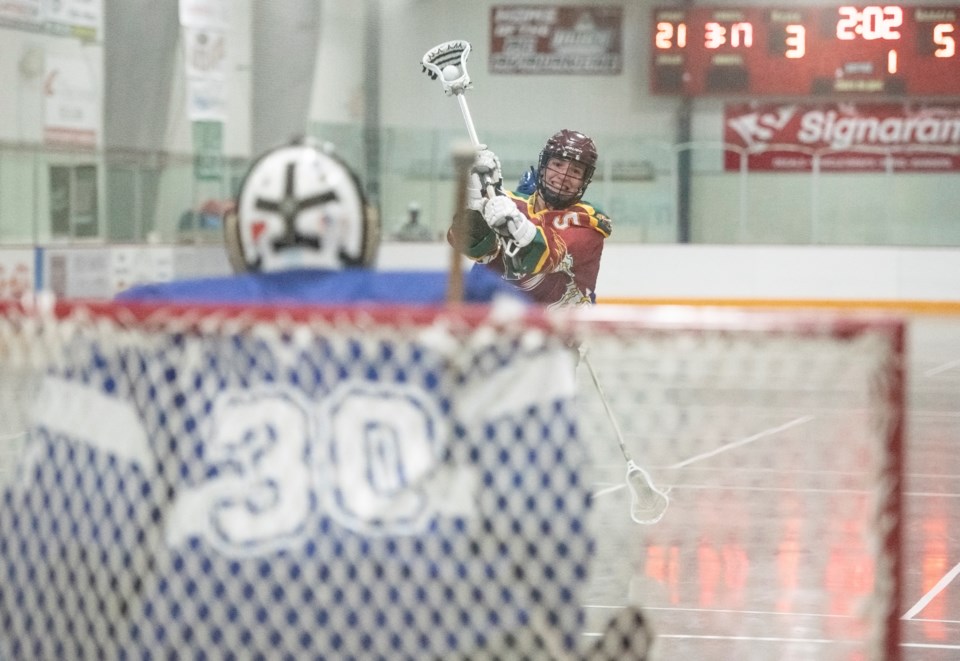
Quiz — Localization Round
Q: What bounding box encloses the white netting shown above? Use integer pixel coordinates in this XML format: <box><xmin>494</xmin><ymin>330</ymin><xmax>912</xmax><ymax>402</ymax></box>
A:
<box><xmin>575</xmin><ymin>309</ymin><xmax>904</xmax><ymax>661</ymax></box>
<box><xmin>0</xmin><ymin>301</ymin><xmax>903</xmax><ymax>660</ymax></box>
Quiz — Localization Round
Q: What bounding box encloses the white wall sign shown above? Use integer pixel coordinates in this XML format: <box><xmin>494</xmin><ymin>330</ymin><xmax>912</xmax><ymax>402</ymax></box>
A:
<box><xmin>0</xmin><ymin>250</ymin><xmax>33</xmax><ymax>300</ymax></box>
<box><xmin>0</xmin><ymin>0</ymin><xmax>41</xmax><ymax>27</ymax></box>
<box><xmin>111</xmin><ymin>247</ymin><xmax>175</xmax><ymax>294</ymax></box>
<box><xmin>489</xmin><ymin>5</ymin><xmax>623</xmax><ymax>75</ymax></box>
<box><xmin>178</xmin><ymin>0</ymin><xmax>228</xmax><ymax>30</ymax></box>
<box><xmin>43</xmin><ymin>54</ymin><xmax>98</xmax><ymax>146</ymax></box>
<box><xmin>43</xmin><ymin>0</ymin><xmax>102</xmax><ymax>37</ymax></box>
<box><xmin>184</xmin><ymin>27</ymin><xmax>227</xmax><ymax>79</ymax></box>
<box><xmin>187</xmin><ymin>77</ymin><xmax>227</xmax><ymax>122</ymax></box>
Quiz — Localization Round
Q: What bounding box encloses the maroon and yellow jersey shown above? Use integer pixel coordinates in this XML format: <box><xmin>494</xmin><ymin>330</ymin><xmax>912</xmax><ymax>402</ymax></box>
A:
<box><xmin>461</xmin><ymin>191</ymin><xmax>611</xmax><ymax>308</ymax></box>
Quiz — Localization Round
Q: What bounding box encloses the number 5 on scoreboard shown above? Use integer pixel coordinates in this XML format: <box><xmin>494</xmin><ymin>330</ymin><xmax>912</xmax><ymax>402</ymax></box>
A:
<box><xmin>935</xmin><ymin>24</ymin><xmax>956</xmax><ymax>58</ymax></box>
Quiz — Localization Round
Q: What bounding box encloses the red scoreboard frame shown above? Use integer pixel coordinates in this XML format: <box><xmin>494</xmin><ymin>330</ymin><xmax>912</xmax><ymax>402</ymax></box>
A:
<box><xmin>651</xmin><ymin>5</ymin><xmax>960</xmax><ymax>96</ymax></box>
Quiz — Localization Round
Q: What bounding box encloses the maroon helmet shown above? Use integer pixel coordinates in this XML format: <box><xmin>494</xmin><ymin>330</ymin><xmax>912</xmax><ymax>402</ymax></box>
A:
<box><xmin>536</xmin><ymin>129</ymin><xmax>598</xmax><ymax>208</ymax></box>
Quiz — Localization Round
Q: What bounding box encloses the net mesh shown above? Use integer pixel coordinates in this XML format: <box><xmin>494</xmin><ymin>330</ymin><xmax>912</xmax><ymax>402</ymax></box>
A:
<box><xmin>577</xmin><ymin>309</ymin><xmax>904</xmax><ymax>661</ymax></box>
<box><xmin>0</xmin><ymin>301</ymin><xmax>903</xmax><ymax>661</ymax></box>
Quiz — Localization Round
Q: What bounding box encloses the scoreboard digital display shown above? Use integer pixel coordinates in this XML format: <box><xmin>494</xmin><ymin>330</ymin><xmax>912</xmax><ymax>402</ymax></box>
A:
<box><xmin>651</xmin><ymin>5</ymin><xmax>960</xmax><ymax>96</ymax></box>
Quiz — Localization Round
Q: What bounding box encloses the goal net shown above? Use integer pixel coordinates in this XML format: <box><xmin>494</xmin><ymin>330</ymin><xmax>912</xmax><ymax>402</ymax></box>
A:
<box><xmin>577</xmin><ymin>307</ymin><xmax>905</xmax><ymax>661</ymax></box>
<box><xmin>0</xmin><ymin>300</ymin><xmax>904</xmax><ymax>660</ymax></box>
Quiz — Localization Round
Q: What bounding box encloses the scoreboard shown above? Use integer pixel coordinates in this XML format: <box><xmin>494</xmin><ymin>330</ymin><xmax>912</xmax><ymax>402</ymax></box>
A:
<box><xmin>651</xmin><ymin>5</ymin><xmax>960</xmax><ymax>96</ymax></box>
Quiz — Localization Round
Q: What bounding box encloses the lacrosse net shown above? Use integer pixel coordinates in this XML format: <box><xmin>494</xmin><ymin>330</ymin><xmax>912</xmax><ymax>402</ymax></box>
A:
<box><xmin>421</xmin><ymin>39</ymin><xmax>473</xmax><ymax>96</ymax></box>
<box><xmin>575</xmin><ymin>306</ymin><xmax>904</xmax><ymax>661</ymax></box>
<box><xmin>0</xmin><ymin>300</ymin><xmax>904</xmax><ymax>660</ymax></box>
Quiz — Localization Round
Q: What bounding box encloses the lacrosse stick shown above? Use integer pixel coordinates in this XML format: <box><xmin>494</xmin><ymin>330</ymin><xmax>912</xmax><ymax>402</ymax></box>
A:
<box><xmin>421</xmin><ymin>40</ymin><xmax>499</xmax><ymax>200</ymax></box>
<box><xmin>421</xmin><ymin>42</ymin><xmax>483</xmax><ymax>302</ymax></box>
<box><xmin>581</xmin><ymin>348</ymin><xmax>669</xmax><ymax>525</ymax></box>
<box><xmin>447</xmin><ymin>141</ymin><xmax>475</xmax><ymax>303</ymax></box>
<box><xmin>421</xmin><ymin>40</ymin><xmax>481</xmax><ymax>146</ymax></box>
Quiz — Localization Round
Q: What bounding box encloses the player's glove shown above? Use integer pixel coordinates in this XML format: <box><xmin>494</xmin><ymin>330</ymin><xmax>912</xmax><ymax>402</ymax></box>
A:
<box><xmin>482</xmin><ymin>195</ymin><xmax>537</xmax><ymax>248</ymax></box>
<box><xmin>466</xmin><ymin>172</ymin><xmax>485</xmax><ymax>211</ymax></box>
<box><xmin>471</xmin><ymin>145</ymin><xmax>503</xmax><ymax>195</ymax></box>
<box><xmin>472</xmin><ymin>145</ymin><xmax>502</xmax><ymax>182</ymax></box>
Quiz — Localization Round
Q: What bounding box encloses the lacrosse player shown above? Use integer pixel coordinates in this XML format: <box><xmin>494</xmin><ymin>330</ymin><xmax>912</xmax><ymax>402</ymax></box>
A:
<box><xmin>118</xmin><ymin>137</ymin><xmax>525</xmax><ymax>305</ymax></box>
<box><xmin>447</xmin><ymin>129</ymin><xmax>612</xmax><ymax>308</ymax></box>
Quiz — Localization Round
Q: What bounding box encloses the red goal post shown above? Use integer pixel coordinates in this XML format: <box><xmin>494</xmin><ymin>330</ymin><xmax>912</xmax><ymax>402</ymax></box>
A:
<box><xmin>0</xmin><ymin>299</ymin><xmax>904</xmax><ymax>660</ymax></box>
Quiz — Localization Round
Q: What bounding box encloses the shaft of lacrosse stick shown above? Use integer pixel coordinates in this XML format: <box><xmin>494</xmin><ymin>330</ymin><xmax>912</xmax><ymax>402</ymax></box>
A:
<box><xmin>448</xmin><ymin>141</ymin><xmax>474</xmax><ymax>304</ymax></box>
<box><xmin>456</xmin><ymin>94</ymin><xmax>481</xmax><ymax>147</ymax></box>
<box><xmin>452</xmin><ymin>92</ymin><xmax>500</xmax><ymax>200</ymax></box>
<box><xmin>581</xmin><ymin>350</ymin><xmax>633</xmax><ymax>464</ymax></box>
<box><xmin>581</xmin><ymin>348</ymin><xmax>669</xmax><ymax>525</ymax></box>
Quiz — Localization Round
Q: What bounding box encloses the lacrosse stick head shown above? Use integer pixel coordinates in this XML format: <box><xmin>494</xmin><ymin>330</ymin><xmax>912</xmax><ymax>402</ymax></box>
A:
<box><xmin>421</xmin><ymin>40</ymin><xmax>473</xmax><ymax>96</ymax></box>
<box><xmin>625</xmin><ymin>460</ymin><xmax>669</xmax><ymax>525</ymax></box>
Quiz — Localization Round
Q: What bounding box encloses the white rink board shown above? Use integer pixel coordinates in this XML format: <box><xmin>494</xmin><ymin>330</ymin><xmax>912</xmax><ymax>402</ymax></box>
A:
<box><xmin>1</xmin><ymin>242</ymin><xmax>958</xmax><ymax>302</ymax></box>
<box><xmin>378</xmin><ymin>242</ymin><xmax>960</xmax><ymax>302</ymax></box>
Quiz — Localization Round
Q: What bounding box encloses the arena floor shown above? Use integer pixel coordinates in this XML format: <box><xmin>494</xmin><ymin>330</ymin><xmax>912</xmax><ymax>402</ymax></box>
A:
<box><xmin>580</xmin><ymin>314</ymin><xmax>960</xmax><ymax>660</ymax></box>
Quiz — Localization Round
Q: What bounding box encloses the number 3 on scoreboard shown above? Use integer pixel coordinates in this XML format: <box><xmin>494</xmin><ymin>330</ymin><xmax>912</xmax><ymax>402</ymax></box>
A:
<box><xmin>785</xmin><ymin>24</ymin><xmax>805</xmax><ymax>58</ymax></box>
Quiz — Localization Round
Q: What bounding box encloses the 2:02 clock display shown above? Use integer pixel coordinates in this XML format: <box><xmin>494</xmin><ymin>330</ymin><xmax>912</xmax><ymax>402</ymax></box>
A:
<box><xmin>651</xmin><ymin>5</ymin><xmax>960</xmax><ymax>96</ymax></box>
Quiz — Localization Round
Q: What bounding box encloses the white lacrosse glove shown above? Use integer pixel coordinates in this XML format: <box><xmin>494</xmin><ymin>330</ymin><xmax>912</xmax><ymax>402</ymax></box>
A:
<box><xmin>466</xmin><ymin>172</ymin><xmax>484</xmax><ymax>211</ymax></box>
<box><xmin>472</xmin><ymin>145</ymin><xmax>503</xmax><ymax>193</ymax></box>
<box><xmin>482</xmin><ymin>195</ymin><xmax>537</xmax><ymax>248</ymax></box>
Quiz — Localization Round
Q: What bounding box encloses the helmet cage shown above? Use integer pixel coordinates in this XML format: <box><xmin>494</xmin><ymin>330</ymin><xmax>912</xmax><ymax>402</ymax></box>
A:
<box><xmin>536</xmin><ymin>130</ymin><xmax>597</xmax><ymax>208</ymax></box>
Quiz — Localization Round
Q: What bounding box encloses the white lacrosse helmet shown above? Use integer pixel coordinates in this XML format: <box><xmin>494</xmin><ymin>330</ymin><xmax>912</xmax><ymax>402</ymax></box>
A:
<box><xmin>225</xmin><ymin>138</ymin><xmax>379</xmax><ymax>273</ymax></box>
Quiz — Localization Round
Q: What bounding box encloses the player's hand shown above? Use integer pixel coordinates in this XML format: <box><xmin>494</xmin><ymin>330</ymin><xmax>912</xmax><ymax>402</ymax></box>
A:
<box><xmin>466</xmin><ymin>173</ymin><xmax>484</xmax><ymax>211</ymax></box>
<box><xmin>472</xmin><ymin>145</ymin><xmax>503</xmax><ymax>192</ymax></box>
<box><xmin>481</xmin><ymin>195</ymin><xmax>519</xmax><ymax>231</ymax></box>
<box><xmin>482</xmin><ymin>195</ymin><xmax>536</xmax><ymax>248</ymax></box>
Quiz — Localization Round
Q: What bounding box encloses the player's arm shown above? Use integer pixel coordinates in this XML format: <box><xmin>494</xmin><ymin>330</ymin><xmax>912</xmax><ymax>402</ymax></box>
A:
<box><xmin>502</xmin><ymin>230</ymin><xmax>547</xmax><ymax>276</ymax></box>
<box><xmin>448</xmin><ymin>208</ymin><xmax>499</xmax><ymax>259</ymax></box>
<box><xmin>481</xmin><ymin>196</ymin><xmax>548</xmax><ymax>276</ymax></box>
<box><xmin>447</xmin><ymin>146</ymin><xmax>506</xmax><ymax>260</ymax></box>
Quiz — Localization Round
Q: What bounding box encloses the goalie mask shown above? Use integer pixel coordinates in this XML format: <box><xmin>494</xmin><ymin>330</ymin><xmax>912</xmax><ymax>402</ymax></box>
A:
<box><xmin>225</xmin><ymin>139</ymin><xmax>378</xmax><ymax>273</ymax></box>
<box><xmin>536</xmin><ymin>129</ymin><xmax>598</xmax><ymax>209</ymax></box>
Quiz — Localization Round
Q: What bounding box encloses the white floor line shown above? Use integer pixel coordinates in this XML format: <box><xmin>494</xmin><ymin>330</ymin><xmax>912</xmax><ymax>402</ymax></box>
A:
<box><xmin>924</xmin><ymin>358</ymin><xmax>960</xmax><ymax>377</ymax></box>
<box><xmin>583</xmin><ymin>604</ymin><xmax>960</xmax><ymax>626</ymax></box>
<box><xmin>594</xmin><ymin>463</ymin><xmax>960</xmax><ymax>480</ymax></box>
<box><xmin>903</xmin><ymin>491</ymin><xmax>960</xmax><ymax>499</ymax></box>
<box><xmin>911</xmin><ymin>410</ymin><xmax>960</xmax><ymax>417</ymax></box>
<box><xmin>592</xmin><ymin>483</ymin><xmax>623</xmax><ymax>498</ymax></box>
<box><xmin>584</xmin><ymin>604</ymin><xmax>854</xmax><ymax>619</ymax></box>
<box><xmin>593</xmin><ymin>481</ymin><xmax>960</xmax><ymax>499</ymax></box>
<box><xmin>902</xmin><ymin>643</ymin><xmax>960</xmax><ymax>650</ymax></box>
<box><xmin>902</xmin><ymin>560</ymin><xmax>960</xmax><ymax>620</ymax></box>
<box><xmin>907</xmin><ymin>617</ymin><xmax>960</xmax><ymax>625</ymax></box>
<box><xmin>677</xmin><ymin>484</ymin><xmax>870</xmax><ymax>494</ymax></box>
<box><xmin>583</xmin><ymin>632</ymin><xmax>960</xmax><ymax>651</ymax></box>
<box><xmin>580</xmin><ymin>632</ymin><xmax>960</xmax><ymax>651</ymax></box>
<box><xmin>651</xmin><ymin>634</ymin><xmax>841</xmax><ymax>644</ymax></box>
<box><xmin>668</xmin><ymin>415</ymin><xmax>815</xmax><ymax>469</ymax></box>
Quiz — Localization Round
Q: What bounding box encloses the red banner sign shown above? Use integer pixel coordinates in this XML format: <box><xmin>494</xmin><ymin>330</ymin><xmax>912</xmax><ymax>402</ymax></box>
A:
<box><xmin>490</xmin><ymin>5</ymin><xmax>622</xmax><ymax>75</ymax></box>
<box><xmin>724</xmin><ymin>103</ymin><xmax>960</xmax><ymax>172</ymax></box>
